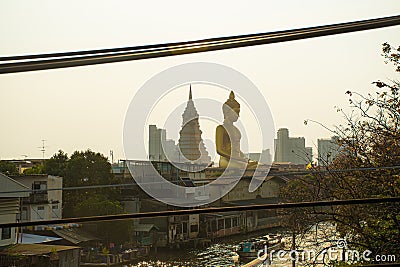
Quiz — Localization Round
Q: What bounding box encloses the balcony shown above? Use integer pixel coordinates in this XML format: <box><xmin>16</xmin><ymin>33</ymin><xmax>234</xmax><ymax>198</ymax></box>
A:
<box><xmin>24</xmin><ymin>193</ymin><xmax>49</xmax><ymax>204</ymax></box>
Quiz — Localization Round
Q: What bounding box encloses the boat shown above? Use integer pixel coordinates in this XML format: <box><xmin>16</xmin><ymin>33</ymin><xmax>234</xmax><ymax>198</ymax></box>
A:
<box><xmin>237</xmin><ymin>234</ymin><xmax>284</xmax><ymax>259</ymax></box>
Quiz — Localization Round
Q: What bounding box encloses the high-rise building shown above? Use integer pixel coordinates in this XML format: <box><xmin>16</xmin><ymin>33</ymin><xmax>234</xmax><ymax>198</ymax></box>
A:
<box><xmin>274</xmin><ymin>128</ymin><xmax>312</xmax><ymax>164</ymax></box>
<box><xmin>177</xmin><ymin>86</ymin><xmax>211</xmax><ymax>164</ymax></box>
<box><xmin>318</xmin><ymin>136</ymin><xmax>340</xmax><ymax>166</ymax></box>
<box><xmin>246</xmin><ymin>149</ymin><xmax>272</xmax><ymax>164</ymax></box>
<box><xmin>149</xmin><ymin>125</ymin><xmax>167</xmax><ymax>161</ymax></box>
<box><xmin>163</xmin><ymin>139</ymin><xmax>178</xmax><ymax>162</ymax></box>
<box><xmin>260</xmin><ymin>149</ymin><xmax>272</xmax><ymax>164</ymax></box>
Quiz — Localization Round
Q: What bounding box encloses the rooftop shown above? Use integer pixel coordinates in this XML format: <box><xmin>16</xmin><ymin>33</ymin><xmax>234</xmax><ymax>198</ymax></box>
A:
<box><xmin>0</xmin><ymin>244</ymin><xmax>80</xmax><ymax>256</ymax></box>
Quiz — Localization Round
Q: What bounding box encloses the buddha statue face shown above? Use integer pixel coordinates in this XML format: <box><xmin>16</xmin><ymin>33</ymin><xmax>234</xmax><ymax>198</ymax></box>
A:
<box><xmin>223</xmin><ymin>91</ymin><xmax>240</xmax><ymax>123</ymax></box>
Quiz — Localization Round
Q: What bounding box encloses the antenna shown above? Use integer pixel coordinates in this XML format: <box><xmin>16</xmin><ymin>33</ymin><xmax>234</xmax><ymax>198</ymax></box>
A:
<box><xmin>38</xmin><ymin>139</ymin><xmax>47</xmax><ymax>162</ymax></box>
<box><xmin>110</xmin><ymin>150</ymin><xmax>114</xmax><ymax>164</ymax></box>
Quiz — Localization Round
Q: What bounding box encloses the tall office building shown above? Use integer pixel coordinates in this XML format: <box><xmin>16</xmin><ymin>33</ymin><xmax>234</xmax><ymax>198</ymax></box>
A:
<box><xmin>149</xmin><ymin>125</ymin><xmax>167</xmax><ymax>161</ymax></box>
<box><xmin>274</xmin><ymin>128</ymin><xmax>313</xmax><ymax>164</ymax></box>
<box><xmin>163</xmin><ymin>139</ymin><xmax>178</xmax><ymax>162</ymax></box>
<box><xmin>247</xmin><ymin>149</ymin><xmax>272</xmax><ymax>164</ymax></box>
<box><xmin>318</xmin><ymin>136</ymin><xmax>340</xmax><ymax>166</ymax></box>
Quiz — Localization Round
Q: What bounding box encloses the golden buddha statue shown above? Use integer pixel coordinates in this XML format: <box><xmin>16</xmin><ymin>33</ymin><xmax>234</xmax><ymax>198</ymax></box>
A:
<box><xmin>216</xmin><ymin>91</ymin><xmax>258</xmax><ymax>169</ymax></box>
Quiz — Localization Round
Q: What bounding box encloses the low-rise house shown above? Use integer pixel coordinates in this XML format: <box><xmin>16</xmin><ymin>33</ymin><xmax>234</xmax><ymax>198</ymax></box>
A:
<box><xmin>11</xmin><ymin>174</ymin><xmax>62</xmax><ymax>227</ymax></box>
<box><xmin>0</xmin><ymin>243</ymin><xmax>80</xmax><ymax>267</ymax></box>
<box><xmin>168</xmin><ymin>214</ymin><xmax>199</xmax><ymax>243</ymax></box>
<box><xmin>1</xmin><ymin>174</ymin><xmax>82</xmax><ymax>266</ymax></box>
<box><xmin>0</xmin><ymin>173</ymin><xmax>29</xmax><ymax>247</ymax></box>
<box><xmin>134</xmin><ymin>224</ymin><xmax>159</xmax><ymax>246</ymax></box>
<box><xmin>203</xmin><ymin>213</ymin><xmax>241</xmax><ymax>238</ymax></box>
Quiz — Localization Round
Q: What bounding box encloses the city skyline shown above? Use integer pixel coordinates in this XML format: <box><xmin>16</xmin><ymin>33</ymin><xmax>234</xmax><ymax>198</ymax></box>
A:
<box><xmin>148</xmin><ymin>121</ymin><xmax>339</xmax><ymax>165</ymax></box>
<box><xmin>1</xmin><ymin>1</ymin><xmax>400</xmax><ymax>160</ymax></box>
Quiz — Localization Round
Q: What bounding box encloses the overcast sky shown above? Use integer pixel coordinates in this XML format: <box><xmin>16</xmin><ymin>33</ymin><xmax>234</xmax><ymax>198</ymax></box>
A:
<box><xmin>1</xmin><ymin>1</ymin><xmax>400</xmax><ymax>161</ymax></box>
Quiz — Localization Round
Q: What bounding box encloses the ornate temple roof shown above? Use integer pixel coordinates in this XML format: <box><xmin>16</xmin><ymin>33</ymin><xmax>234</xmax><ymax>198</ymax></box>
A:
<box><xmin>177</xmin><ymin>86</ymin><xmax>211</xmax><ymax>164</ymax></box>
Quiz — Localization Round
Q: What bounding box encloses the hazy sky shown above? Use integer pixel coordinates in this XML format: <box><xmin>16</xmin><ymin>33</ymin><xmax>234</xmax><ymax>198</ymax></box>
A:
<box><xmin>1</xmin><ymin>1</ymin><xmax>400</xmax><ymax>161</ymax></box>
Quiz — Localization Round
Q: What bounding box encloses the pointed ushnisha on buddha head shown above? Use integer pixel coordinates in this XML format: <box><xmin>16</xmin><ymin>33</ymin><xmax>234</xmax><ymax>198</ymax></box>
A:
<box><xmin>222</xmin><ymin>91</ymin><xmax>240</xmax><ymax>123</ymax></box>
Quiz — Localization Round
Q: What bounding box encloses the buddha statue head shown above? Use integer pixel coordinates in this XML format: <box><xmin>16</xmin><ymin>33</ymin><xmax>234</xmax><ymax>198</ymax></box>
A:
<box><xmin>223</xmin><ymin>91</ymin><xmax>240</xmax><ymax>123</ymax></box>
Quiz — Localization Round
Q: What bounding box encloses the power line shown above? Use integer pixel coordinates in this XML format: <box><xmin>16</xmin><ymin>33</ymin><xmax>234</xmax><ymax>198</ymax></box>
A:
<box><xmin>2</xmin><ymin>15</ymin><xmax>397</xmax><ymax>62</ymax></box>
<box><xmin>1</xmin><ymin>165</ymin><xmax>399</xmax><ymax>195</ymax></box>
<box><xmin>1</xmin><ymin>15</ymin><xmax>400</xmax><ymax>74</ymax></box>
<box><xmin>1</xmin><ymin>197</ymin><xmax>398</xmax><ymax>228</ymax></box>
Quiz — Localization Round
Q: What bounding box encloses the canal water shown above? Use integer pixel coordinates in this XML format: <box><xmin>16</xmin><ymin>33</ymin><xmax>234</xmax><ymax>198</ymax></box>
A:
<box><xmin>127</xmin><ymin>229</ymin><xmax>282</xmax><ymax>267</ymax></box>
<box><xmin>128</xmin><ymin>242</ymin><xmax>239</xmax><ymax>267</ymax></box>
<box><xmin>127</xmin><ymin>223</ymin><xmax>338</xmax><ymax>267</ymax></box>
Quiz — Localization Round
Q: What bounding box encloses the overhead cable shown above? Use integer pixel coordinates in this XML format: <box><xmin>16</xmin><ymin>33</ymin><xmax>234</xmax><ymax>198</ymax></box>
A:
<box><xmin>1</xmin><ymin>15</ymin><xmax>400</xmax><ymax>74</ymax></box>
<box><xmin>1</xmin><ymin>165</ymin><xmax>399</xmax><ymax>195</ymax></box>
<box><xmin>1</xmin><ymin>197</ymin><xmax>398</xmax><ymax>228</ymax></box>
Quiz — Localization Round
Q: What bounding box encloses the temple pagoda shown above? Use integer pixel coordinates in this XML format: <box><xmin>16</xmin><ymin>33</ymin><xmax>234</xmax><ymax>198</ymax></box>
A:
<box><xmin>177</xmin><ymin>86</ymin><xmax>211</xmax><ymax>164</ymax></box>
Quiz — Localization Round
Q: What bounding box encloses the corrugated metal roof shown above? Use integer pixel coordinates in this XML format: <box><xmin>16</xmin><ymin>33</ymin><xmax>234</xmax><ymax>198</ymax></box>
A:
<box><xmin>134</xmin><ymin>224</ymin><xmax>159</xmax><ymax>232</ymax></box>
<box><xmin>18</xmin><ymin>233</ymin><xmax>62</xmax><ymax>244</ymax></box>
<box><xmin>0</xmin><ymin>172</ymin><xmax>30</xmax><ymax>198</ymax></box>
<box><xmin>0</xmin><ymin>244</ymin><xmax>80</xmax><ymax>256</ymax></box>
<box><xmin>52</xmin><ymin>228</ymin><xmax>99</xmax><ymax>244</ymax></box>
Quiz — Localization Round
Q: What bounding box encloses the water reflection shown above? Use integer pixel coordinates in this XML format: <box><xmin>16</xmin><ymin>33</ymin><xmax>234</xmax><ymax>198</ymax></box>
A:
<box><xmin>127</xmin><ymin>243</ymin><xmax>239</xmax><ymax>267</ymax></box>
<box><xmin>127</xmin><ymin>224</ymin><xmax>338</xmax><ymax>267</ymax></box>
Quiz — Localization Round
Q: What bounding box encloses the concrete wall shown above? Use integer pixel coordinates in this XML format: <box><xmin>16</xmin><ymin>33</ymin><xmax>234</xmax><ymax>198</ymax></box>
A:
<box><xmin>59</xmin><ymin>248</ymin><xmax>80</xmax><ymax>267</ymax></box>
<box><xmin>222</xmin><ymin>178</ymin><xmax>281</xmax><ymax>202</ymax></box>
<box><xmin>0</xmin><ymin>198</ymin><xmax>19</xmax><ymax>247</ymax></box>
<box><xmin>47</xmin><ymin>176</ymin><xmax>62</xmax><ymax>207</ymax></box>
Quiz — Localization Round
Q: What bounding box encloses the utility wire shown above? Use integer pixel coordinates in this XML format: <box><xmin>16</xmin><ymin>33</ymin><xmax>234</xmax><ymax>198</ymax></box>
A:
<box><xmin>1</xmin><ymin>197</ymin><xmax>398</xmax><ymax>228</ymax></box>
<box><xmin>2</xmin><ymin>15</ymin><xmax>398</xmax><ymax>62</ymax></box>
<box><xmin>1</xmin><ymin>165</ymin><xmax>399</xmax><ymax>195</ymax></box>
<box><xmin>1</xmin><ymin>15</ymin><xmax>400</xmax><ymax>74</ymax></box>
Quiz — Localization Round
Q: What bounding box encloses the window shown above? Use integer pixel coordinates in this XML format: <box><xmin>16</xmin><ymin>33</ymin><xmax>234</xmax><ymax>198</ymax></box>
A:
<box><xmin>52</xmin><ymin>205</ymin><xmax>58</xmax><ymax>209</ymax></box>
<box><xmin>190</xmin><ymin>224</ymin><xmax>198</xmax><ymax>233</ymax></box>
<box><xmin>21</xmin><ymin>207</ymin><xmax>28</xmax><ymax>221</ymax></box>
<box><xmin>182</xmin><ymin>222</ymin><xmax>187</xmax><ymax>234</ymax></box>
<box><xmin>211</xmin><ymin>220</ymin><xmax>216</xmax><ymax>231</ymax></box>
<box><xmin>33</xmin><ymin>181</ymin><xmax>47</xmax><ymax>192</ymax></box>
<box><xmin>1</xmin><ymin>227</ymin><xmax>11</xmax><ymax>240</ymax></box>
<box><xmin>218</xmin><ymin>219</ymin><xmax>224</xmax><ymax>230</ymax></box>
<box><xmin>37</xmin><ymin>206</ymin><xmax>45</xmax><ymax>210</ymax></box>
<box><xmin>176</xmin><ymin>224</ymin><xmax>182</xmax><ymax>234</ymax></box>
<box><xmin>232</xmin><ymin>217</ymin><xmax>238</xmax><ymax>227</ymax></box>
<box><xmin>225</xmin><ymin>218</ymin><xmax>232</xmax><ymax>228</ymax></box>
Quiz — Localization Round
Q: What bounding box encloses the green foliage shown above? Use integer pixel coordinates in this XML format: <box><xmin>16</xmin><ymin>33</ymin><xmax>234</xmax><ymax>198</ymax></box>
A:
<box><xmin>74</xmin><ymin>194</ymin><xmax>134</xmax><ymax>244</ymax></box>
<box><xmin>0</xmin><ymin>161</ymin><xmax>18</xmax><ymax>175</ymax></box>
<box><xmin>23</xmin><ymin>164</ymin><xmax>44</xmax><ymax>174</ymax></box>
<box><xmin>45</xmin><ymin>149</ymin><xmax>121</xmax><ymax>218</ymax></box>
<box><xmin>281</xmin><ymin>43</ymin><xmax>400</xmax><ymax>263</ymax></box>
<box><xmin>74</xmin><ymin>194</ymin><xmax>124</xmax><ymax>216</ymax></box>
<box><xmin>44</xmin><ymin>149</ymin><xmax>132</xmax><ymax>243</ymax></box>
<box><xmin>44</xmin><ymin>150</ymin><xmax>68</xmax><ymax>177</ymax></box>
<box><xmin>65</xmin><ymin>149</ymin><xmax>114</xmax><ymax>187</ymax></box>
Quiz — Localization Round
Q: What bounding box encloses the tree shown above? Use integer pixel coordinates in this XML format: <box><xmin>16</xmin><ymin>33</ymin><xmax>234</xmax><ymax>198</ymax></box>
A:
<box><xmin>65</xmin><ymin>149</ymin><xmax>114</xmax><ymax>187</ymax></box>
<box><xmin>45</xmin><ymin>149</ymin><xmax>119</xmax><ymax>218</ymax></box>
<box><xmin>63</xmin><ymin>150</ymin><xmax>118</xmax><ymax>218</ymax></box>
<box><xmin>44</xmin><ymin>149</ymin><xmax>131</xmax><ymax>243</ymax></box>
<box><xmin>23</xmin><ymin>164</ymin><xmax>44</xmax><ymax>174</ymax></box>
<box><xmin>74</xmin><ymin>194</ymin><xmax>134</xmax><ymax>244</ymax></box>
<box><xmin>0</xmin><ymin>161</ymin><xmax>18</xmax><ymax>175</ymax></box>
<box><xmin>281</xmin><ymin>43</ymin><xmax>400</xmax><ymax>264</ymax></box>
<box><xmin>44</xmin><ymin>150</ymin><xmax>68</xmax><ymax>177</ymax></box>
